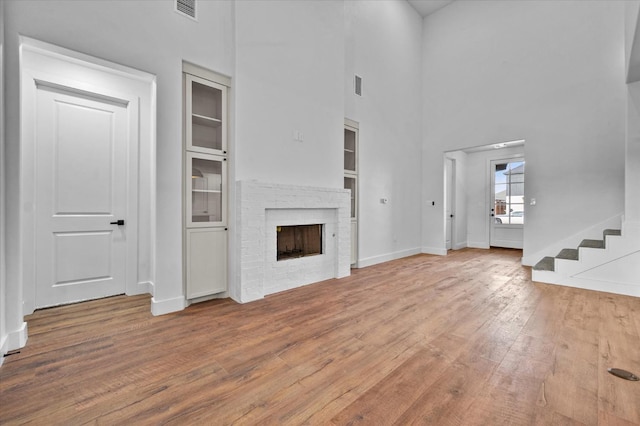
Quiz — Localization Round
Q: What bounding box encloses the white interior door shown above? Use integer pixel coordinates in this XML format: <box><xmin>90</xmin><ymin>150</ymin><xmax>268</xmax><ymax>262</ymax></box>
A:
<box><xmin>35</xmin><ymin>84</ymin><xmax>129</xmax><ymax>308</ymax></box>
<box><xmin>490</xmin><ymin>159</ymin><xmax>525</xmax><ymax>249</ymax></box>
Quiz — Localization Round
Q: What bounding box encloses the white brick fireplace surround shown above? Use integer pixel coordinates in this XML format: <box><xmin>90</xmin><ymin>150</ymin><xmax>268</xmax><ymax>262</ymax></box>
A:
<box><xmin>235</xmin><ymin>181</ymin><xmax>351</xmax><ymax>303</ymax></box>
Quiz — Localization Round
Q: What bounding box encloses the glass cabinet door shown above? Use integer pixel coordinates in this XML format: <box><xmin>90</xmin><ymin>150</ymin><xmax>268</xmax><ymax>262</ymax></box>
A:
<box><xmin>344</xmin><ymin>127</ymin><xmax>357</xmax><ymax>173</ymax></box>
<box><xmin>186</xmin><ymin>152</ymin><xmax>227</xmax><ymax>227</ymax></box>
<box><xmin>186</xmin><ymin>74</ymin><xmax>227</xmax><ymax>155</ymax></box>
<box><xmin>344</xmin><ymin>176</ymin><xmax>357</xmax><ymax>219</ymax></box>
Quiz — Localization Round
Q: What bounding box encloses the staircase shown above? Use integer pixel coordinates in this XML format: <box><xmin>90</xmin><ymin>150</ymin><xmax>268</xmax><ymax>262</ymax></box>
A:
<box><xmin>532</xmin><ymin>223</ymin><xmax>640</xmax><ymax>297</ymax></box>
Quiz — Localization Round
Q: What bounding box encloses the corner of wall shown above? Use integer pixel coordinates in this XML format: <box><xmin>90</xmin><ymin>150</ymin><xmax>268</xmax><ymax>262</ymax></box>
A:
<box><xmin>626</xmin><ymin>1</ymin><xmax>640</xmax><ymax>83</ymax></box>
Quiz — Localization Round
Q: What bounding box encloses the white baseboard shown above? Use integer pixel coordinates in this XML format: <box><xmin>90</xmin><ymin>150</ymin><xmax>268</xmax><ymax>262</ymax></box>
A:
<box><xmin>421</xmin><ymin>246</ymin><xmax>447</xmax><ymax>256</ymax></box>
<box><xmin>532</xmin><ymin>270</ymin><xmax>640</xmax><ymax>298</ymax></box>
<box><xmin>0</xmin><ymin>334</ymin><xmax>7</xmax><ymax>366</ymax></box>
<box><xmin>453</xmin><ymin>242</ymin><xmax>468</xmax><ymax>250</ymax></box>
<box><xmin>150</xmin><ymin>296</ymin><xmax>185</xmax><ymax>316</ymax></box>
<box><xmin>187</xmin><ymin>291</ymin><xmax>229</xmax><ymax>306</ymax></box>
<box><xmin>467</xmin><ymin>242</ymin><xmax>489</xmax><ymax>249</ymax></box>
<box><xmin>233</xmin><ymin>293</ymin><xmax>264</xmax><ymax>304</ymax></box>
<box><xmin>2</xmin><ymin>322</ymin><xmax>28</xmax><ymax>361</ymax></box>
<box><xmin>358</xmin><ymin>247</ymin><xmax>422</xmax><ymax>268</ymax></box>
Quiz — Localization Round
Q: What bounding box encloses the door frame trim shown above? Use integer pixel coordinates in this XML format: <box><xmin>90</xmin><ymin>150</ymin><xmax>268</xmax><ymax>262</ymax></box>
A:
<box><xmin>20</xmin><ymin>37</ymin><xmax>156</xmax><ymax>314</ymax></box>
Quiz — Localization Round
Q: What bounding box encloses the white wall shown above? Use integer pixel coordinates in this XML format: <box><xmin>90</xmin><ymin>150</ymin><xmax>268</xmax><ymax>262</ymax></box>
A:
<box><xmin>344</xmin><ymin>0</ymin><xmax>423</xmax><ymax>266</ymax></box>
<box><xmin>234</xmin><ymin>0</ymin><xmax>344</xmax><ymax>189</ymax></box>
<box><xmin>421</xmin><ymin>1</ymin><xmax>627</xmax><ymax>264</ymax></box>
<box><xmin>628</xmin><ymin>82</ymin><xmax>640</xmax><ymax>224</ymax></box>
<box><xmin>3</xmin><ymin>0</ymin><xmax>234</xmax><ymax>335</ymax></box>
<box><xmin>1</xmin><ymin>0</ymin><xmax>7</xmax><ymax>362</ymax></box>
<box><xmin>627</xmin><ymin>3</ymin><xmax>640</xmax><ymax>224</ymax></box>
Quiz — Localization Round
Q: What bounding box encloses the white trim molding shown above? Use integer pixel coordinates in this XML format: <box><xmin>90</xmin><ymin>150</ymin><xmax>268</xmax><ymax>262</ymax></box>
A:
<box><xmin>151</xmin><ymin>296</ymin><xmax>187</xmax><ymax>316</ymax></box>
<box><xmin>359</xmin><ymin>247</ymin><xmax>423</xmax><ymax>268</ymax></box>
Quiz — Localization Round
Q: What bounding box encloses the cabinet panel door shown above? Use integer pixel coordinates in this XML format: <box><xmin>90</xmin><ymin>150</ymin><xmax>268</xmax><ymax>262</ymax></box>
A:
<box><xmin>185</xmin><ymin>74</ymin><xmax>227</xmax><ymax>155</ymax></box>
<box><xmin>186</xmin><ymin>228</ymin><xmax>227</xmax><ymax>298</ymax></box>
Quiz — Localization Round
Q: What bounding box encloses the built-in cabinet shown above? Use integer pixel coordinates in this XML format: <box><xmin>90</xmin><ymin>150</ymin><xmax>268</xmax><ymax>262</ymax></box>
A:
<box><xmin>184</xmin><ymin>64</ymin><xmax>229</xmax><ymax>300</ymax></box>
<box><xmin>344</xmin><ymin>119</ymin><xmax>359</xmax><ymax>266</ymax></box>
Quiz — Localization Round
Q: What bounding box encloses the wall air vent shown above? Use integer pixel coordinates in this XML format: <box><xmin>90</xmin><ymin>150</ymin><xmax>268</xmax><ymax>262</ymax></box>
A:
<box><xmin>176</xmin><ymin>0</ymin><xmax>197</xmax><ymax>20</ymax></box>
<box><xmin>355</xmin><ymin>75</ymin><xmax>362</xmax><ymax>96</ymax></box>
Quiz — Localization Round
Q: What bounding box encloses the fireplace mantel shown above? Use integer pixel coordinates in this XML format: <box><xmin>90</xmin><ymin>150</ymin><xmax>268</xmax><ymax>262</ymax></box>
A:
<box><xmin>234</xmin><ymin>181</ymin><xmax>351</xmax><ymax>303</ymax></box>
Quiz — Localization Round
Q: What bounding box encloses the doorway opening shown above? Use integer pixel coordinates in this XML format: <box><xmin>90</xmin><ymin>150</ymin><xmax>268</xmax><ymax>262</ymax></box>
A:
<box><xmin>444</xmin><ymin>139</ymin><xmax>524</xmax><ymax>251</ymax></box>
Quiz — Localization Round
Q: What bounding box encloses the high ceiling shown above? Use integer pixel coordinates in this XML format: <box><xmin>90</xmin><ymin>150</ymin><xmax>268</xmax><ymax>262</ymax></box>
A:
<box><xmin>407</xmin><ymin>0</ymin><xmax>455</xmax><ymax>17</ymax></box>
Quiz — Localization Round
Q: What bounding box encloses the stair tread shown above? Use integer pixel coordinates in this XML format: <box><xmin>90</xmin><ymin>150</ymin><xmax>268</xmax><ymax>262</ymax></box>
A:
<box><xmin>603</xmin><ymin>229</ymin><xmax>621</xmax><ymax>237</ymax></box>
<box><xmin>556</xmin><ymin>248</ymin><xmax>579</xmax><ymax>260</ymax></box>
<box><xmin>533</xmin><ymin>256</ymin><xmax>555</xmax><ymax>271</ymax></box>
<box><xmin>579</xmin><ymin>239</ymin><xmax>604</xmax><ymax>249</ymax></box>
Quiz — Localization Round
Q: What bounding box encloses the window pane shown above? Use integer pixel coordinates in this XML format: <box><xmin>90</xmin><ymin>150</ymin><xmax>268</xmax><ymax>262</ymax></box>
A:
<box><xmin>344</xmin><ymin>129</ymin><xmax>356</xmax><ymax>172</ymax></box>
<box><xmin>344</xmin><ymin>177</ymin><xmax>356</xmax><ymax>218</ymax></box>
<box><xmin>495</xmin><ymin>160</ymin><xmax>525</xmax><ymax>225</ymax></box>
<box><xmin>192</xmin><ymin>157</ymin><xmax>222</xmax><ymax>223</ymax></box>
<box><xmin>191</xmin><ymin>81</ymin><xmax>223</xmax><ymax>151</ymax></box>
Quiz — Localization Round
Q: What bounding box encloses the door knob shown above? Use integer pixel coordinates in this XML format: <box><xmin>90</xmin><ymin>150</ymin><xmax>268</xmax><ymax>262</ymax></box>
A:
<box><xmin>110</xmin><ymin>219</ymin><xmax>125</xmax><ymax>226</ymax></box>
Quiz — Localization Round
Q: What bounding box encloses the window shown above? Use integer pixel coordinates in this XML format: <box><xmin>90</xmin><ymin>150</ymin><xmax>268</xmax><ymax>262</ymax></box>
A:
<box><xmin>494</xmin><ymin>161</ymin><xmax>525</xmax><ymax>224</ymax></box>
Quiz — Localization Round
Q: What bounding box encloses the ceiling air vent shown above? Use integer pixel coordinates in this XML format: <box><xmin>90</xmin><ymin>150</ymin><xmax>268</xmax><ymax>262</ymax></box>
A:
<box><xmin>176</xmin><ymin>0</ymin><xmax>197</xmax><ymax>20</ymax></box>
<box><xmin>355</xmin><ymin>75</ymin><xmax>362</xmax><ymax>96</ymax></box>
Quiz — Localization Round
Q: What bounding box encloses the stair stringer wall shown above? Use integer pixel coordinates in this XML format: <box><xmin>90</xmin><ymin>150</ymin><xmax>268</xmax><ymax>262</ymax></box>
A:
<box><xmin>533</xmin><ymin>221</ymin><xmax>640</xmax><ymax>297</ymax></box>
<box><xmin>522</xmin><ymin>214</ymin><xmax>622</xmax><ymax>266</ymax></box>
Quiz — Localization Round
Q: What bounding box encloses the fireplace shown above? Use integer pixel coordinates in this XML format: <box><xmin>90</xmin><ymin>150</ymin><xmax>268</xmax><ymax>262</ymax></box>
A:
<box><xmin>235</xmin><ymin>181</ymin><xmax>351</xmax><ymax>303</ymax></box>
<box><xmin>277</xmin><ymin>224</ymin><xmax>323</xmax><ymax>261</ymax></box>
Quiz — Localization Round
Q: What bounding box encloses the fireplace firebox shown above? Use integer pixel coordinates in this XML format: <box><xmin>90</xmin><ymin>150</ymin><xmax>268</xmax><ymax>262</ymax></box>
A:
<box><xmin>277</xmin><ymin>224</ymin><xmax>323</xmax><ymax>261</ymax></box>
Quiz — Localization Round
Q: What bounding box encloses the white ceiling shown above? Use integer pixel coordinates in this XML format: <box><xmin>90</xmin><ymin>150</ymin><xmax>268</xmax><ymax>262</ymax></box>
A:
<box><xmin>407</xmin><ymin>0</ymin><xmax>455</xmax><ymax>17</ymax></box>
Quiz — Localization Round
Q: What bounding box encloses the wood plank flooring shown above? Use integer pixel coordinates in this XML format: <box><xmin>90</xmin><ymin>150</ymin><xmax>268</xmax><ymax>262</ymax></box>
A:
<box><xmin>1</xmin><ymin>248</ymin><xmax>639</xmax><ymax>425</ymax></box>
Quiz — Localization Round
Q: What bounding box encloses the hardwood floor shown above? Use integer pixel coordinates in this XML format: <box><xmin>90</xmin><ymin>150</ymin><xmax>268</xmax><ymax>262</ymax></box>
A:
<box><xmin>1</xmin><ymin>248</ymin><xmax>639</xmax><ymax>425</ymax></box>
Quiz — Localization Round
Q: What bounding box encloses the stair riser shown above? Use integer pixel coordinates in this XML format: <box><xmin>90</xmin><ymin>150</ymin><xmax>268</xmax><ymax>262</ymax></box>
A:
<box><xmin>555</xmin><ymin>245</ymin><xmax>638</xmax><ymax>276</ymax></box>
<box><xmin>604</xmin><ymin>236</ymin><xmax>637</xmax><ymax>253</ymax></box>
